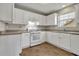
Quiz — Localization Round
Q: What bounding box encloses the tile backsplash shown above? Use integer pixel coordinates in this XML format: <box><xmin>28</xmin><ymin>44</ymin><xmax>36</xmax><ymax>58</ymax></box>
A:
<box><xmin>6</xmin><ymin>24</ymin><xmax>26</xmax><ymax>31</ymax></box>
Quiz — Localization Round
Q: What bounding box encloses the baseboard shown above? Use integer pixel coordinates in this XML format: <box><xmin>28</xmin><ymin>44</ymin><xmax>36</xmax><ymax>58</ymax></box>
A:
<box><xmin>30</xmin><ymin>42</ymin><xmax>45</xmax><ymax>48</ymax></box>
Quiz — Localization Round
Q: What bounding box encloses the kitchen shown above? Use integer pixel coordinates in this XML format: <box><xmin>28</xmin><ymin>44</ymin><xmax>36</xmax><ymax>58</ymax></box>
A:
<box><xmin>0</xmin><ymin>3</ymin><xmax>79</xmax><ymax>56</ymax></box>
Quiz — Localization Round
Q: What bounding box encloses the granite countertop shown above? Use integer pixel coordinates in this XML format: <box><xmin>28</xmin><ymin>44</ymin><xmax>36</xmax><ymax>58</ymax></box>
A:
<box><xmin>0</xmin><ymin>30</ymin><xmax>29</xmax><ymax>35</ymax></box>
<box><xmin>46</xmin><ymin>30</ymin><xmax>79</xmax><ymax>35</ymax></box>
<box><xmin>0</xmin><ymin>27</ymin><xmax>79</xmax><ymax>35</ymax></box>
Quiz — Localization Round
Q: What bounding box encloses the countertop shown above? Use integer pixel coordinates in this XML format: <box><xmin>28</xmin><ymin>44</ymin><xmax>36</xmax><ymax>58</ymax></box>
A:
<box><xmin>45</xmin><ymin>30</ymin><xmax>79</xmax><ymax>35</ymax></box>
<box><xmin>0</xmin><ymin>27</ymin><xmax>79</xmax><ymax>35</ymax></box>
<box><xmin>0</xmin><ymin>30</ymin><xmax>29</xmax><ymax>35</ymax></box>
<box><xmin>32</xmin><ymin>28</ymin><xmax>79</xmax><ymax>35</ymax></box>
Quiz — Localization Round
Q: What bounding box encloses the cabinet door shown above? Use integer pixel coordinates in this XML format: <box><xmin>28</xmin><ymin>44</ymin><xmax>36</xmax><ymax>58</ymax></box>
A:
<box><xmin>5</xmin><ymin>34</ymin><xmax>21</xmax><ymax>56</ymax></box>
<box><xmin>27</xmin><ymin>12</ymin><xmax>45</xmax><ymax>25</ymax></box>
<box><xmin>0</xmin><ymin>3</ymin><xmax>14</xmax><ymax>23</ymax></box>
<box><xmin>47</xmin><ymin>32</ymin><xmax>53</xmax><ymax>44</ymax></box>
<box><xmin>22</xmin><ymin>33</ymin><xmax>30</xmax><ymax>48</ymax></box>
<box><xmin>24</xmin><ymin>10</ymin><xmax>35</xmax><ymax>24</ymax></box>
<box><xmin>24</xmin><ymin>11</ymin><xmax>30</xmax><ymax>24</ymax></box>
<box><xmin>0</xmin><ymin>35</ymin><xmax>7</xmax><ymax>56</ymax></box>
<box><xmin>47</xmin><ymin>32</ymin><xmax>60</xmax><ymax>46</ymax></box>
<box><xmin>51</xmin><ymin>32</ymin><xmax>60</xmax><ymax>45</ymax></box>
<box><xmin>59</xmin><ymin>33</ymin><xmax>70</xmax><ymax>50</ymax></box>
<box><xmin>0</xmin><ymin>35</ymin><xmax>21</xmax><ymax>56</ymax></box>
<box><xmin>24</xmin><ymin>11</ymin><xmax>42</xmax><ymax>25</ymax></box>
<box><xmin>29</xmin><ymin>13</ymin><xmax>41</xmax><ymax>25</ymax></box>
<box><xmin>71</xmin><ymin>35</ymin><xmax>79</xmax><ymax>55</ymax></box>
<box><xmin>40</xmin><ymin>31</ymin><xmax>46</xmax><ymax>42</ymax></box>
<box><xmin>39</xmin><ymin>15</ymin><xmax>46</xmax><ymax>25</ymax></box>
<box><xmin>46</xmin><ymin>13</ymin><xmax>56</xmax><ymax>25</ymax></box>
<box><xmin>13</xmin><ymin>8</ymin><xmax>24</xmax><ymax>24</ymax></box>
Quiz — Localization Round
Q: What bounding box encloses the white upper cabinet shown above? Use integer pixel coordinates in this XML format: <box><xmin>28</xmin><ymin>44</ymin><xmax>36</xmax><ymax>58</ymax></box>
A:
<box><xmin>24</xmin><ymin>11</ymin><xmax>39</xmax><ymax>24</ymax></box>
<box><xmin>0</xmin><ymin>4</ymin><xmax>46</xmax><ymax>24</ymax></box>
<box><xmin>74</xmin><ymin>4</ymin><xmax>79</xmax><ymax>23</ymax></box>
<box><xmin>46</xmin><ymin>13</ymin><xmax>57</xmax><ymax>25</ymax></box>
<box><xmin>36</xmin><ymin>14</ymin><xmax>46</xmax><ymax>25</ymax></box>
<box><xmin>23</xmin><ymin>11</ymin><xmax>30</xmax><ymax>24</ymax></box>
<box><xmin>39</xmin><ymin>15</ymin><xmax>46</xmax><ymax>25</ymax></box>
<box><xmin>13</xmin><ymin>8</ymin><xmax>25</xmax><ymax>24</ymax></box>
<box><xmin>0</xmin><ymin>3</ymin><xmax>14</xmax><ymax>23</ymax></box>
<box><xmin>24</xmin><ymin>10</ymin><xmax>46</xmax><ymax>25</ymax></box>
<box><xmin>14</xmin><ymin>8</ymin><xmax>46</xmax><ymax>25</ymax></box>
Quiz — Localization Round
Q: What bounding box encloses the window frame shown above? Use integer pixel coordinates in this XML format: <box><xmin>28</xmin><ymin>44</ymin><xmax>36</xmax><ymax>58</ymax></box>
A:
<box><xmin>57</xmin><ymin>12</ymin><xmax>75</xmax><ymax>27</ymax></box>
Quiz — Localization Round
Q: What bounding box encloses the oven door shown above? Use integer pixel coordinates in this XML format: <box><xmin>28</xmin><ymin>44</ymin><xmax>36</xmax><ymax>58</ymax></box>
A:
<box><xmin>30</xmin><ymin>32</ymin><xmax>40</xmax><ymax>46</ymax></box>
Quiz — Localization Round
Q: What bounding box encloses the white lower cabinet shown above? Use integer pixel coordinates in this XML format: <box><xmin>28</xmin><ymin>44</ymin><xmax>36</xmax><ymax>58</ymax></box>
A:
<box><xmin>21</xmin><ymin>33</ymin><xmax>30</xmax><ymax>48</ymax></box>
<box><xmin>59</xmin><ymin>33</ymin><xmax>71</xmax><ymax>50</ymax></box>
<box><xmin>47</xmin><ymin>32</ymin><xmax>79</xmax><ymax>55</ymax></box>
<box><xmin>0</xmin><ymin>34</ymin><xmax>21</xmax><ymax>56</ymax></box>
<box><xmin>50</xmin><ymin>32</ymin><xmax>60</xmax><ymax>46</ymax></box>
<box><xmin>0</xmin><ymin>35</ymin><xmax>7</xmax><ymax>56</ymax></box>
<box><xmin>7</xmin><ymin>34</ymin><xmax>21</xmax><ymax>56</ymax></box>
<box><xmin>47</xmin><ymin>32</ymin><xmax>60</xmax><ymax>46</ymax></box>
<box><xmin>40</xmin><ymin>31</ymin><xmax>46</xmax><ymax>42</ymax></box>
<box><xmin>47</xmin><ymin>32</ymin><xmax>71</xmax><ymax>53</ymax></box>
<box><xmin>21</xmin><ymin>32</ymin><xmax>45</xmax><ymax>48</ymax></box>
<box><xmin>71</xmin><ymin>35</ymin><xmax>79</xmax><ymax>55</ymax></box>
<box><xmin>1</xmin><ymin>32</ymin><xmax>79</xmax><ymax>56</ymax></box>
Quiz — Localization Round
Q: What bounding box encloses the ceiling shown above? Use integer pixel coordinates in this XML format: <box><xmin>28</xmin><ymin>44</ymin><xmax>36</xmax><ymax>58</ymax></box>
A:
<box><xmin>15</xmin><ymin>3</ymin><xmax>73</xmax><ymax>15</ymax></box>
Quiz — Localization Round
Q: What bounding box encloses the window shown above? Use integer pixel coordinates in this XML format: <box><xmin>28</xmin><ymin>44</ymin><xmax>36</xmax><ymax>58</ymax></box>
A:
<box><xmin>58</xmin><ymin>12</ymin><xmax>75</xmax><ymax>27</ymax></box>
<box><xmin>55</xmin><ymin>13</ymin><xmax>58</xmax><ymax>25</ymax></box>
